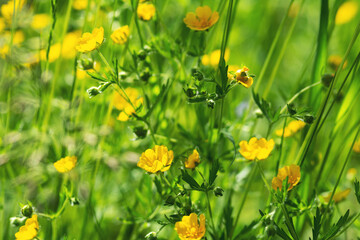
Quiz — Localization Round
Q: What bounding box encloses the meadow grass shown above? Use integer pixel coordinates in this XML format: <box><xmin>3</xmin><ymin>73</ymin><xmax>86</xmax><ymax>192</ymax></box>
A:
<box><xmin>1</xmin><ymin>0</ymin><xmax>360</xmax><ymax>239</ymax></box>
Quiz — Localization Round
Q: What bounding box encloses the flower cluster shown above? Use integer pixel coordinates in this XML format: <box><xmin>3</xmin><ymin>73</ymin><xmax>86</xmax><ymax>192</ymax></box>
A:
<box><xmin>239</xmin><ymin>137</ymin><xmax>275</xmax><ymax>160</ymax></box>
<box><xmin>15</xmin><ymin>214</ymin><xmax>39</xmax><ymax>240</ymax></box>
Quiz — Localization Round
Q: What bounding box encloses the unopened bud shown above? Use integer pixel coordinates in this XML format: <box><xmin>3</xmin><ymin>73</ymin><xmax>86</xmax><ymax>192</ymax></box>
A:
<box><xmin>21</xmin><ymin>204</ymin><xmax>33</xmax><ymax>218</ymax></box>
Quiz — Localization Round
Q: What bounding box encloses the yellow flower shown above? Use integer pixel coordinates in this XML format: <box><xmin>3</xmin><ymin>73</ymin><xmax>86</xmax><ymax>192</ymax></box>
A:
<box><xmin>227</xmin><ymin>65</ymin><xmax>240</xmax><ymax>79</ymax></box>
<box><xmin>323</xmin><ymin>189</ymin><xmax>351</xmax><ymax>203</ymax></box>
<box><xmin>185</xmin><ymin>149</ymin><xmax>200</xmax><ymax>169</ymax></box>
<box><xmin>184</xmin><ymin>6</ymin><xmax>219</xmax><ymax>31</ymax></box>
<box><xmin>111</xmin><ymin>25</ymin><xmax>130</xmax><ymax>45</ymax></box>
<box><xmin>62</xmin><ymin>30</ymin><xmax>82</xmax><ymax>59</ymax></box>
<box><xmin>137</xmin><ymin>3</ymin><xmax>156</xmax><ymax>21</ymax></box>
<box><xmin>328</xmin><ymin>55</ymin><xmax>348</xmax><ymax>70</ymax></box>
<box><xmin>1</xmin><ymin>0</ymin><xmax>25</xmax><ymax>22</ymax></box>
<box><xmin>239</xmin><ymin>137</ymin><xmax>275</xmax><ymax>160</ymax></box>
<box><xmin>73</xmin><ymin>0</ymin><xmax>88</xmax><ymax>10</ymax></box>
<box><xmin>3</xmin><ymin>30</ymin><xmax>25</xmax><ymax>45</ymax></box>
<box><xmin>76</xmin><ymin>27</ymin><xmax>104</xmax><ymax>53</ymax></box>
<box><xmin>234</xmin><ymin>66</ymin><xmax>253</xmax><ymax>88</ymax></box>
<box><xmin>175</xmin><ymin>213</ymin><xmax>206</xmax><ymax>240</ymax></box>
<box><xmin>335</xmin><ymin>1</ymin><xmax>358</xmax><ymax>25</ymax></box>
<box><xmin>15</xmin><ymin>214</ymin><xmax>39</xmax><ymax>240</ymax></box>
<box><xmin>0</xmin><ymin>44</ymin><xmax>9</xmax><ymax>58</ymax></box>
<box><xmin>53</xmin><ymin>156</ymin><xmax>77</xmax><ymax>173</ymax></box>
<box><xmin>31</xmin><ymin>14</ymin><xmax>51</xmax><ymax>30</ymax></box>
<box><xmin>272</xmin><ymin>165</ymin><xmax>301</xmax><ymax>191</ymax></box>
<box><xmin>39</xmin><ymin>43</ymin><xmax>61</xmax><ymax>63</ymax></box>
<box><xmin>0</xmin><ymin>18</ymin><xmax>5</xmax><ymax>33</ymax></box>
<box><xmin>354</xmin><ymin>140</ymin><xmax>360</xmax><ymax>153</ymax></box>
<box><xmin>275</xmin><ymin>120</ymin><xmax>306</xmax><ymax>137</ymax></box>
<box><xmin>201</xmin><ymin>49</ymin><xmax>230</xmax><ymax>68</ymax></box>
<box><xmin>137</xmin><ymin>145</ymin><xmax>174</xmax><ymax>173</ymax></box>
<box><xmin>113</xmin><ymin>88</ymin><xmax>143</xmax><ymax>122</ymax></box>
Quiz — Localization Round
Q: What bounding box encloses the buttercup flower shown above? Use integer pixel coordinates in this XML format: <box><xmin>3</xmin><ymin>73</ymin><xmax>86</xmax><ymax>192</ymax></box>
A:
<box><xmin>73</xmin><ymin>0</ymin><xmax>88</xmax><ymax>10</ymax></box>
<box><xmin>184</xmin><ymin>6</ymin><xmax>219</xmax><ymax>31</ymax></box>
<box><xmin>335</xmin><ymin>1</ymin><xmax>358</xmax><ymax>25</ymax></box>
<box><xmin>31</xmin><ymin>14</ymin><xmax>51</xmax><ymax>30</ymax></box>
<box><xmin>76</xmin><ymin>27</ymin><xmax>104</xmax><ymax>52</ymax></box>
<box><xmin>137</xmin><ymin>3</ymin><xmax>156</xmax><ymax>21</ymax></box>
<box><xmin>54</xmin><ymin>156</ymin><xmax>77</xmax><ymax>173</ymax></box>
<box><xmin>201</xmin><ymin>49</ymin><xmax>230</xmax><ymax>68</ymax></box>
<box><xmin>0</xmin><ymin>44</ymin><xmax>9</xmax><ymax>58</ymax></box>
<box><xmin>175</xmin><ymin>213</ymin><xmax>206</xmax><ymax>240</ymax></box>
<box><xmin>239</xmin><ymin>137</ymin><xmax>275</xmax><ymax>160</ymax></box>
<box><xmin>137</xmin><ymin>145</ymin><xmax>174</xmax><ymax>173</ymax></box>
<box><xmin>0</xmin><ymin>18</ymin><xmax>5</xmax><ymax>33</ymax></box>
<box><xmin>328</xmin><ymin>55</ymin><xmax>348</xmax><ymax>70</ymax></box>
<box><xmin>1</xmin><ymin>0</ymin><xmax>25</xmax><ymax>22</ymax></box>
<box><xmin>233</xmin><ymin>66</ymin><xmax>253</xmax><ymax>88</ymax></box>
<box><xmin>227</xmin><ymin>65</ymin><xmax>240</xmax><ymax>79</ymax></box>
<box><xmin>323</xmin><ymin>189</ymin><xmax>351</xmax><ymax>203</ymax></box>
<box><xmin>15</xmin><ymin>214</ymin><xmax>39</xmax><ymax>240</ymax></box>
<box><xmin>272</xmin><ymin>165</ymin><xmax>301</xmax><ymax>191</ymax></box>
<box><xmin>275</xmin><ymin>120</ymin><xmax>306</xmax><ymax>137</ymax></box>
<box><xmin>113</xmin><ymin>88</ymin><xmax>143</xmax><ymax>122</ymax></box>
<box><xmin>354</xmin><ymin>140</ymin><xmax>360</xmax><ymax>153</ymax></box>
<box><xmin>111</xmin><ymin>25</ymin><xmax>130</xmax><ymax>45</ymax></box>
<box><xmin>185</xmin><ymin>149</ymin><xmax>200</xmax><ymax>169</ymax></box>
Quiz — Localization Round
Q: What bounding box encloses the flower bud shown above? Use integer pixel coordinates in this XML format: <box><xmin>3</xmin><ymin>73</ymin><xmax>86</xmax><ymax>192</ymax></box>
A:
<box><xmin>140</xmin><ymin>69</ymin><xmax>151</xmax><ymax>82</ymax></box>
<box><xmin>21</xmin><ymin>204</ymin><xmax>33</xmax><ymax>218</ymax></box>
<box><xmin>137</xmin><ymin>50</ymin><xmax>147</xmax><ymax>60</ymax></box>
<box><xmin>70</xmin><ymin>197</ymin><xmax>80</xmax><ymax>206</ymax></box>
<box><xmin>184</xmin><ymin>87</ymin><xmax>197</xmax><ymax>97</ymax></box>
<box><xmin>207</xmin><ymin>99</ymin><xmax>215</xmax><ymax>109</ymax></box>
<box><xmin>80</xmin><ymin>57</ymin><xmax>94</xmax><ymax>70</ymax></box>
<box><xmin>119</xmin><ymin>71</ymin><xmax>128</xmax><ymax>80</ymax></box>
<box><xmin>287</xmin><ymin>103</ymin><xmax>297</xmax><ymax>115</ymax></box>
<box><xmin>145</xmin><ymin>232</ymin><xmax>157</xmax><ymax>240</ymax></box>
<box><xmin>133</xmin><ymin>126</ymin><xmax>148</xmax><ymax>139</ymax></box>
<box><xmin>10</xmin><ymin>217</ymin><xmax>26</xmax><ymax>227</ymax></box>
<box><xmin>304</xmin><ymin>114</ymin><xmax>315</xmax><ymax>124</ymax></box>
<box><xmin>214</xmin><ymin>187</ymin><xmax>224</xmax><ymax>197</ymax></box>
<box><xmin>191</xmin><ymin>68</ymin><xmax>204</xmax><ymax>81</ymax></box>
<box><xmin>321</xmin><ymin>73</ymin><xmax>334</xmax><ymax>87</ymax></box>
<box><xmin>87</xmin><ymin>87</ymin><xmax>101</xmax><ymax>98</ymax></box>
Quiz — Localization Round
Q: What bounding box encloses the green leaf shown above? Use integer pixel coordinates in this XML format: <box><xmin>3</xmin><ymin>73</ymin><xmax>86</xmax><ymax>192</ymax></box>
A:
<box><xmin>311</xmin><ymin>208</ymin><xmax>321</xmax><ymax>240</ymax></box>
<box><xmin>209</xmin><ymin>158</ymin><xmax>219</xmax><ymax>187</ymax></box>
<box><xmin>181</xmin><ymin>169</ymin><xmax>202</xmax><ymax>191</ymax></box>
<box><xmin>322</xmin><ymin>209</ymin><xmax>350</xmax><ymax>240</ymax></box>
<box><xmin>354</xmin><ymin>178</ymin><xmax>360</xmax><ymax>204</ymax></box>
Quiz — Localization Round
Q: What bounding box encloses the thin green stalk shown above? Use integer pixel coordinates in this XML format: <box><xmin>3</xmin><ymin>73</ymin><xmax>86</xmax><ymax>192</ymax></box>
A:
<box><xmin>230</xmin><ymin>163</ymin><xmax>256</xmax><ymax>239</ymax></box>
<box><xmin>255</xmin><ymin>159</ymin><xmax>271</xmax><ymax>193</ymax></box>
<box><xmin>205</xmin><ymin>191</ymin><xmax>216</xmax><ymax>237</ymax></box>
<box><xmin>280</xmin><ymin>204</ymin><xmax>299</xmax><ymax>240</ymax></box>
<box><xmin>276</xmin><ymin>117</ymin><xmax>287</xmax><ymax>174</ymax></box>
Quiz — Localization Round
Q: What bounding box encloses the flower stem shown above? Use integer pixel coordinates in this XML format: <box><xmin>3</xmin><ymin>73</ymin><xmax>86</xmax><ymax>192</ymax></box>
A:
<box><xmin>280</xmin><ymin>203</ymin><xmax>299</xmax><ymax>240</ymax></box>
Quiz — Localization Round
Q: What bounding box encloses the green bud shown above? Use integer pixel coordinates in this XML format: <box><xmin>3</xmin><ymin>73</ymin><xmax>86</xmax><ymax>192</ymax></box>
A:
<box><xmin>80</xmin><ymin>57</ymin><xmax>94</xmax><ymax>70</ymax></box>
<box><xmin>287</xmin><ymin>103</ymin><xmax>297</xmax><ymax>115</ymax></box>
<box><xmin>21</xmin><ymin>204</ymin><xmax>33</xmax><ymax>218</ymax></box>
<box><xmin>119</xmin><ymin>71</ymin><xmax>128</xmax><ymax>80</ymax></box>
<box><xmin>207</xmin><ymin>99</ymin><xmax>215</xmax><ymax>109</ymax></box>
<box><xmin>321</xmin><ymin>73</ymin><xmax>334</xmax><ymax>87</ymax></box>
<box><xmin>145</xmin><ymin>232</ymin><xmax>157</xmax><ymax>240</ymax></box>
<box><xmin>70</xmin><ymin>197</ymin><xmax>80</xmax><ymax>206</ymax></box>
<box><xmin>133</xmin><ymin>127</ymin><xmax>148</xmax><ymax>139</ymax></box>
<box><xmin>140</xmin><ymin>70</ymin><xmax>151</xmax><ymax>82</ymax></box>
<box><xmin>137</xmin><ymin>50</ymin><xmax>147</xmax><ymax>60</ymax></box>
<box><xmin>184</xmin><ymin>87</ymin><xmax>197</xmax><ymax>98</ymax></box>
<box><xmin>87</xmin><ymin>87</ymin><xmax>101</xmax><ymax>98</ymax></box>
<box><xmin>10</xmin><ymin>217</ymin><xmax>26</xmax><ymax>227</ymax></box>
<box><xmin>303</xmin><ymin>114</ymin><xmax>315</xmax><ymax>124</ymax></box>
<box><xmin>191</xmin><ymin>68</ymin><xmax>204</xmax><ymax>81</ymax></box>
<box><xmin>214</xmin><ymin>187</ymin><xmax>224</xmax><ymax>197</ymax></box>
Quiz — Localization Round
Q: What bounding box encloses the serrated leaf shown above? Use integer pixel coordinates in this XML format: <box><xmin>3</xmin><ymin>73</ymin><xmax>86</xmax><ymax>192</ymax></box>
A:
<box><xmin>181</xmin><ymin>169</ymin><xmax>202</xmax><ymax>190</ymax></box>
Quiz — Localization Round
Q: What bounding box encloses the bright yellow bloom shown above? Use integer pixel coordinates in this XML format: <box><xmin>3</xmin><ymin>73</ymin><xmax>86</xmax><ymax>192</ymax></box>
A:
<box><xmin>137</xmin><ymin>3</ymin><xmax>156</xmax><ymax>21</ymax></box>
<box><xmin>113</xmin><ymin>88</ymin><xmax>143</xmax><ymax>122</ymax></box>
<box><xmin>53</xmin><ymin>156</ymin><xmax>77</xmax><ymax>173</ymax></box>
<box><xmin>39</xmin><ymin>43</ymin><xmax>61</xmax><ymax>63</ymax></box>
<box><xmin>227</xmin><ymin>65</ymin><xmax>240</xmax><ymax>79</ymax></box>
<box><xmin>234</xmin><ymin>66</ymin><xmax>253</xmax><ymax>88</ymax></box>
<box><xmin>0</xmin><ymin>44</ymin><xmax>9</xmax><ymax>58</ymax></box>
<box><xmin>275</xmin><ymin>120</ymin><xmax>306</xmax><ymax>137</ymax></box>
<box><xmin>328</xmin><ymin>55</ymin><xmax>348</xmax><ymax>70</ymax></box>
<box><xmin>354</xmin><ymin>140</ymin><xmax>360</xmax><ymax>153</ymax></box>
<box><xmin>1</xmin><ymin>0</ymin><xmax>25</xmax><ymax>22</ymax></box>
<box><xmin>31</xmin><ymin>14</ymin><xmax>51</xmax><ymax>30</ymax></box>
<box><xmin>323</xmin><ymin>189</ymin><xmax>351</xmax><ymax>203</ymax></box>
<box><xmin>111</xmin><ymin>25</ymin><xmax>130</xmax><ymax>45</ymax></box>
<box><xmin>62</xmin><ymin>30</ymin><xmax>82</xmax><ymax>58</ymax></box>
<box><xmin>239</xmin><ymin>137</ymin><xmax>275</xmax><ymax>160</ymax></box>
<box><xmin>0</xmin><ymin>18</ymin><xmax>5</xmax><ymax>33</ymax></box>
<box><xmin>73</xmin><ymin>0</ymin><xmax>88</xmax><ymax>10</ymax></box>
<box><xmin>272</xmin><ymin>165</ymin><xmax>301</xmax><ymax>191</ymax></box>
<box><xmin>185</xmin><ymin>149</ymin><xmax>200</xmax><ymax>169</ymax></box>
<box><xmin>184</xmin><ymin>6</ymin><xmax>219</xmax><ymax>31</ymax></box>
<box><xmin>76</xmin><ymin>27</ymin><xmax>104</xmax><ymax>52</ymax></box>
<box><xmin>335</xmin><ymin>1</ymin><xmax>358</xmax><ymax>25</ymax></box>
<box><xmin>15</xmin><ymin>214</ymin><xmax>39</xmax><ymax>240</ymax></box>
<box><xmin>175</xmin><ymin>213</ymin><xmax>206</xmax><ymax>240</ymax></box>
<box><xmin>201</xmin><ymin>49</ymin><xmax>230</xmax><ymax>68</ymax></box>
<box><xmin>137</xmin><ymin>145</ymin><xmax>174</xmax><ymax>173</ymax></box>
